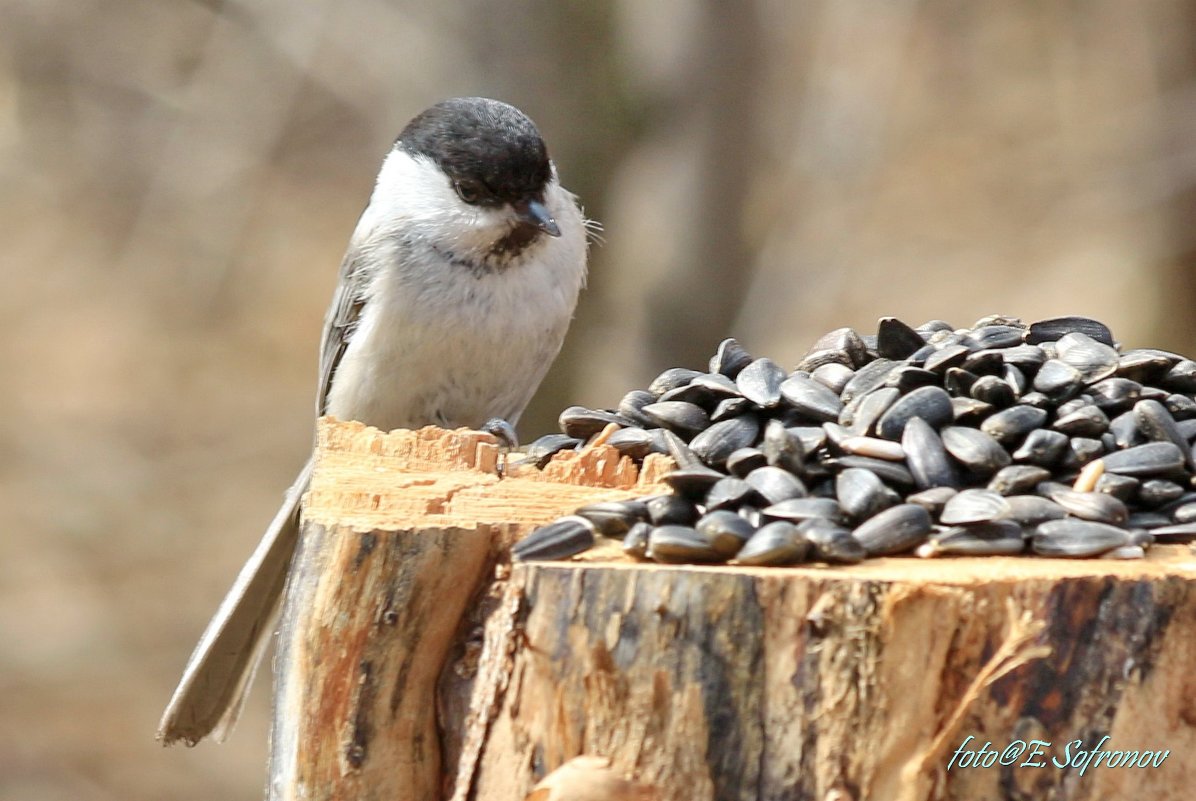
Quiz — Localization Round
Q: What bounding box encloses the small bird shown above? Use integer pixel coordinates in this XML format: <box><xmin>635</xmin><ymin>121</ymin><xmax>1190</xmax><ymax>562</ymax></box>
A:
<box><xmin>159</xmin><ymin>97</ymin><xmax>590</xmax><ymax>745</ymax></box>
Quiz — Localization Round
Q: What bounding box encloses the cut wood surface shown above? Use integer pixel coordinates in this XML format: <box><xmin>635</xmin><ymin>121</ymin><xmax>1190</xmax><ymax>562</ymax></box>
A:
<box><xmin>271</xmin><ymin>418</ymin><xmax>1196</xmax><ymax>801</ymax></box>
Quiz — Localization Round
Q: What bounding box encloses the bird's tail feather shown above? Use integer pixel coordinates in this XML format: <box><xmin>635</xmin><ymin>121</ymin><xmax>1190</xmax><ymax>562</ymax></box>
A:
<box><xmin>157</xmin><ymin>459</ymin><xmax>313</xmax><ymax>746</ymax></box>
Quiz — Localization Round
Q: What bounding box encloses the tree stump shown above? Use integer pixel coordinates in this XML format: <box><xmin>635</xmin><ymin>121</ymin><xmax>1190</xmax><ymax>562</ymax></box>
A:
<box><xmin>270</xmin><ymin>418</ymin><xmax>1196</xmax><ymax>801</ymax></box>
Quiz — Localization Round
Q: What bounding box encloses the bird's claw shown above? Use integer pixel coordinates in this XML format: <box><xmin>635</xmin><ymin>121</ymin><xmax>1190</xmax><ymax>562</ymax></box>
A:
<box><xmin>481</xmin><ymin>419</ymin><xmax>519</xmax><ymax>477</ymax></box>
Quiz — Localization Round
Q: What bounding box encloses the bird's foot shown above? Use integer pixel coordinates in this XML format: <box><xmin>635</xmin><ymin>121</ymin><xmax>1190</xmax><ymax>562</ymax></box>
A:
<box><xmin>481</xmin><ymin>418</ymin><xmax>520</xmax><ymax>477</ymax></box>
<box><xmin>481</xmin><ymin>418</ymin><xmax>519</xmax><ymax>450</ymax></box>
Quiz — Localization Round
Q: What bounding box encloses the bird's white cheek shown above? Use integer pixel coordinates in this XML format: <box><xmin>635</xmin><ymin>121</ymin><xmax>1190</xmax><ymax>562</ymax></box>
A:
<box><xmin>448</xmin><ymin>207</ymin><xmax>513</xmax><ymax>250</ymax></box>
<box><xmin>374</xmin><ymin>151</ymin><xmax>514</xmax><ymax>241</ymax></box>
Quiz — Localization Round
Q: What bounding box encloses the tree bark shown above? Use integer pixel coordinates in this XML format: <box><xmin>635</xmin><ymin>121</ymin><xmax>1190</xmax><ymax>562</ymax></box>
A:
<box><xmin>458</xmin><ymin>555</ymin><xmax>1196</xmax><ymax>801</ymax></box>
<box><xmin>271</xmin><ymin>418</ymin><xmax>1196</xmax><ymax>801</ymax></box>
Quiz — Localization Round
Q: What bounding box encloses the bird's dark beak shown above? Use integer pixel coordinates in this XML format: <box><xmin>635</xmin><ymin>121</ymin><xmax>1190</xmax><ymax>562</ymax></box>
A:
<box><xmin>512</xmin><ymin>198</ymin><xmax>561</xmax><ymax>237</ymax></box>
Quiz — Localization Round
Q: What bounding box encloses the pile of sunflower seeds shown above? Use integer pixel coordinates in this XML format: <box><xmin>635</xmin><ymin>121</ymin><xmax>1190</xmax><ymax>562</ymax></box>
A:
<box><xmin>513</xmin><ymin>315</ymin><xmax>1196</xmax><ymax>566</ymax></box>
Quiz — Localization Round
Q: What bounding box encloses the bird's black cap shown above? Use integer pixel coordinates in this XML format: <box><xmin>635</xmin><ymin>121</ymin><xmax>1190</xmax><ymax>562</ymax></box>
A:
<box><xmin>397</xmin><ymin>97</ymin><xmax>552</xmax><ymax>206</ymax></box>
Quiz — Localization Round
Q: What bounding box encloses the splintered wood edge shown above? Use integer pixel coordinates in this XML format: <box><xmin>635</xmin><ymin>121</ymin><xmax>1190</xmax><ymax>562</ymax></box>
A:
<box><xmin>305</xmin><ymin>417</ymin><xmax>673</xmax><ymax>535</ymax></box>
<box><xmin>315</xmin><ymin>416</ymin><xmax>504</xmax><ymax>473</ymax></box>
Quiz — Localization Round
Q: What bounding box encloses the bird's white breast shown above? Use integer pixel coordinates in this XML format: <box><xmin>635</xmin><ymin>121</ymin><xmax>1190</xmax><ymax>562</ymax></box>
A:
<box><xmin>322</xmin><ymin>150</ymin><xmax>587</xmax><ymax>431</ymax></box>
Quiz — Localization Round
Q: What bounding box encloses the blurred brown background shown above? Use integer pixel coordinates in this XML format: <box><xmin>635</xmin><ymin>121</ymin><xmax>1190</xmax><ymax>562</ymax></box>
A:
<box><xmin>2</xmin><ymin>0</ymin><xmax>1196</xmax><ymax>798</ymax></box>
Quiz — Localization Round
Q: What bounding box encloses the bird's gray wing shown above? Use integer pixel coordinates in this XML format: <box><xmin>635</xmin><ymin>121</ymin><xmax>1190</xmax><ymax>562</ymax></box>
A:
<box><xmin>316</xmin><ymin>234</ymin><xmax>374</xmax><ymax>417</ymax></box>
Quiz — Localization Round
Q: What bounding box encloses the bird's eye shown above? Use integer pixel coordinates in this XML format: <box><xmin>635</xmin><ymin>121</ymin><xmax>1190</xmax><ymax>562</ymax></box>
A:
<box><xmin>454</xmin><ymin>182</ymin><xmax>482</xmax><ymax>204</ymax></box>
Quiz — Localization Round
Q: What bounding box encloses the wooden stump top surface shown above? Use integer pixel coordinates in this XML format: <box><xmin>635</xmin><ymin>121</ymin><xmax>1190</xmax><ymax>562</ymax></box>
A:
<box><xmin>307</xmin><ymin>417</ymin><xmax>1196</xmax><ymax>582</ymax></box>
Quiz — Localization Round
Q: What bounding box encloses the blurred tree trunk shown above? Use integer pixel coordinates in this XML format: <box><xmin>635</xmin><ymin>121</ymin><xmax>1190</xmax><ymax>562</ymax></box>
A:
<box><xmin>1152</xmin><ymin>0</ymin><xmax>1196</xmax><ymax>355</ymax></box>
<box><xmin>458</xmin><ymin>0</ymin><xmax>642</xmax><ymax>438</ymax></box>
<box><xmin>457</xmin><ymin>0</ymin><xmax>767</xmax><ymax>433</ymax></box>
<box><xmin>643</xmin><ymin>0</ymin><xmax>764</xmax><ymax>372</ymax></box>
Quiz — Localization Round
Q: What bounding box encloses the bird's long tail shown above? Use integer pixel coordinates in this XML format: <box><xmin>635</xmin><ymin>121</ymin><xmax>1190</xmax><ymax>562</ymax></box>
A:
<box><xmin>157</xmin><ymin>458</ymin><xmax>313</xmax><ymax>746</ymax></box>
